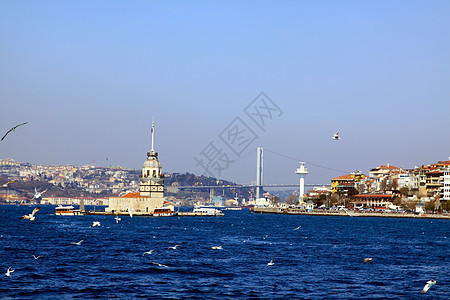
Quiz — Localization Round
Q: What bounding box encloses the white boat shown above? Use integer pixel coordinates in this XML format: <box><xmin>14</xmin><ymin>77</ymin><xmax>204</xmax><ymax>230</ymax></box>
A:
<box><xmin>225</xmin><ymin>207</ymin><xmax>242</xmax><ymax>211</ymax></box>
<box><xmin>178</xmin><ymin>207</ymin><xmax>224</xmax><ymax>217</ymax></box>
<box><xmin>55</xmin><ymin>205</ymin><xmax>83</xmax><ymax>216</ymax></box>
<box><xmin>152</xmin><ymin>207</ymin><xmax>176</xmax><ymax>217</ymax></box>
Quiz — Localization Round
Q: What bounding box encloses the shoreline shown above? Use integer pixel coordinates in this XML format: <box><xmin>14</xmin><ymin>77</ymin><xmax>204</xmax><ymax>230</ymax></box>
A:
<box><xmin>253</xmin><ymin>207</ymin><xmax>450</xmax><ymax>219</ymax></box>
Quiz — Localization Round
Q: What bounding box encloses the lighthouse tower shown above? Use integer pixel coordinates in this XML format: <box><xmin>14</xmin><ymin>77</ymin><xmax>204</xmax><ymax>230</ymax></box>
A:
<box><xmin>139</xmin><ymin>119</ymin><xmax>164</xmax><ymax>198</ymax></box>
<box><xmin>295</xmin><ymin>162</ymin><xmax>309</xmax><ymax>205</ymax></box>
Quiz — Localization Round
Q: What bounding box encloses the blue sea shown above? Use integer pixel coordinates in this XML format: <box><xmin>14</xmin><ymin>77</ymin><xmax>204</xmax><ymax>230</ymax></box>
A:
<box><xmin>1</xmin><ymin>205</ymin><xmax>449</xmax><ymax>299</ymax></box>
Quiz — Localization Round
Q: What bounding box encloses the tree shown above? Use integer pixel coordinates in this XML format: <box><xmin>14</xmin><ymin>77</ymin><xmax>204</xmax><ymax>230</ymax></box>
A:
<box><xmin>424</xmin><ymin>201</ymin><xmax>437</xmax><ymax>212</ymax></box>
<box><xmin>399</xmin><ymin>187</ymin><xmax>409</xmax><ymax>197</ymax></box>
<box><xmin>287</xmin><ymin>194</ymin><xmax>296</xmax><ymax>205</ymax></box>
<box><xmin>441</xmin><ymin>200</ymin><xmax>450</xmax><ymax>212</ymax></box>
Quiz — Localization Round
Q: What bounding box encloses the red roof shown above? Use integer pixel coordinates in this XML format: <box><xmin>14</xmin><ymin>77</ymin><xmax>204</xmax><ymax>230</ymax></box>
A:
<box><xmin>353</xmin><ymin>194</ymin><xmax>394</xmax><ymax>198</ymax></box>
<box><xmin>332</xmin><ymin>174</ymin><xmax>355</xmax><ymax>181</ymax></box>
<box><xmin>122</xmin><ymin>192</ymin><xmax>140</xmax><ymax>198</ymax></box>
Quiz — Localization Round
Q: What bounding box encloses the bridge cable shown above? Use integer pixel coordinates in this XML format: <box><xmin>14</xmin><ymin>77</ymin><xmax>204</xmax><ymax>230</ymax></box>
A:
<box><xmin>264</xmin><ymin>148</ymin><xmax>351</xmax><ymax>174</ymax></box>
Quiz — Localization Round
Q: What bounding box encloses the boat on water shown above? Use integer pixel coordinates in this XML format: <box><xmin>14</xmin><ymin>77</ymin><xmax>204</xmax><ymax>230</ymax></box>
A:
<box><xmin>152</xmin><ymin>207</ymin><xmax>176</xmax><ymax>217</ymax></box>
<box><xmin>225</xmin><ymin>207</ymin><xmax>242</xmax><ymax>211</ymax></box>
<box><xmin>55</xmin><ymin>205</ymin><xmax>83</xmax><ymax>216</ymax></box>
<box><xmin>178</xmin><ymin>207</ymin><xmax>225</xmax><ymax>217</ymax></box>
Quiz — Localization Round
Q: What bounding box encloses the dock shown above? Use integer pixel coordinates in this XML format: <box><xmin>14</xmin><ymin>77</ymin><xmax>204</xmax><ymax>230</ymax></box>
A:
<box><xmin>253</xmin><ymin>207</ymin><xmax>450</xmax><ymax>219</ymax></box>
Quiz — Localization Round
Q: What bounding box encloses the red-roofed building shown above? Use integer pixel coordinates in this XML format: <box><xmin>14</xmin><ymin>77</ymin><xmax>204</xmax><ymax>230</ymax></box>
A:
<box><xmin>349</xmin><ymin>194</ymin><xmax>395</xmax><ymax>209</ymax></box>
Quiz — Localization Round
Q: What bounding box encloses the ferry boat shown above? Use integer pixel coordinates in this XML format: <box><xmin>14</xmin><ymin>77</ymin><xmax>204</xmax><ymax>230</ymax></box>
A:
<box><xmin>55</xmin><ymin>205</ymin><xmax>83</xmax><ymax>216</ymax></box>
<box><xmin>152</xmin><ymin>207</ymin><xmax>176</xmax><ymax>217</ymax></box>
<box><xmin>178</xmin><ymin>207</ymin><xmax>224</xmax><ymax>217</ymax></box>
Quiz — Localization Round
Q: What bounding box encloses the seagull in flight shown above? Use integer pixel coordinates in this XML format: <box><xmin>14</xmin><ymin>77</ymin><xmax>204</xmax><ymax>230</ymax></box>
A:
<box><xmin>70</xmin><ymin>239</ymin><xmax>85</xmax><ymax>245</ymax></box>
<box><xmin>1</xmin><ymin>122</ymin><xmax>28</xmax><ymax>141</ymax></box>
<box><xmin>33</xmin><ymin>187</ymin><xmax>47</xmax><ymax>200</ymax></box>
<box><xmin>332</xmin><ymin>132</ymin><xmax>341</xmax><ymax>140</ymax></box>
<box><xmin>143</xmin><ymin>250</ymin><xmax>154</xmax><ymax>256</ymax></box>
<box><xmin>1</xmin><ymin>180</ymin><xmax>17</xmax><ymax>188</ymax></box>
<box><xmin>114</xmin><ymin>215</ymin><xmax>121</xmax><ymax>223</ymax></box>
<box><xmin>20</xmin><ymin>207</ymin><xmax>41</xmax><ymax>221</ymax></box>
<box><xmin>90</xmin><ymin>221</ymin><xmax>101</xmax><ymax>227</ymax></box>
<box><xmin>167</xmin><ymin>245</ymin><xmax>182</xmax><ymax>250</ymax></box>
<box><xmin>293</xmin><ymin>226</ymin><xmax>301</xmax><ymax>231</ymax></box>
<box><xmin>210</xmin><ymin>245</ymin><xmax>223</xmax><ymax>250</ymax></box>
<box><xmin>5</xmin><ymin>267</ymin><xmax>14</xmax><ymax>277</ymax></box>
<box><xmin>265</xmin><ymin>259</ymin><xmax>275</xmax><ymax>267</ymax></box>
<box><xmin>151</xmin><ymin>262</ymin><xmax>169</xmax><ymax>268</ymax></box>
<box><xmin>32</xmin><ymin>254</ymin><xmax>42</xmax><ymax>260</ymax></box>
<box><xmin>363</xmin><ymin>258</ymin><xmax>373</xmax><ymax>264</ymax></box>
<box><xmin>421</xmin><ymin>279</ymin><xmax>436</xmax><ymax>294</ymax></box>
<box><xmin>125</xmin><ymin>206</ymin><xmax>133</xmax><ymax>218</ymax></box>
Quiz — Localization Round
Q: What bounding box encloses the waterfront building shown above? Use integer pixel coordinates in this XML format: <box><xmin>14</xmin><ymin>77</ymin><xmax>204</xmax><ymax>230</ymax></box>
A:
<box><xmin>349</xmin><ymin>194</ymin><xmax>395</xmax><ymax>209</ymax></box>
<box><xmin>441</xmin><ymin>166</ymin><xmax>450</xmax><ymax>201</ymax></box>
<box><xmin>331</xmin><ymin>171</ymin><xmax>367</xmax><ymax>195</ymax></box>
<box><xmin>106</xmin><ymin>121</ymin><xmax>165</xmax><ymax>215</ymax></box>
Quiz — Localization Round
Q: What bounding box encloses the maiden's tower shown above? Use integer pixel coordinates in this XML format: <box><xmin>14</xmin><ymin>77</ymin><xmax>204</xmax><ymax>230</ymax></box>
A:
<box><xmin>106</xmin><ymin>121</ymin><xmax>166</xmax><ymax>215</ymax></box>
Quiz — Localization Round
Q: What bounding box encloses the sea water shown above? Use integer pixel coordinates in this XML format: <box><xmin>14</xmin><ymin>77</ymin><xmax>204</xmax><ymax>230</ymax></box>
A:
<box><xmin>1</xmin><ymin>205</ymin><xmax>449</xmax><ymax>299</ymax></box>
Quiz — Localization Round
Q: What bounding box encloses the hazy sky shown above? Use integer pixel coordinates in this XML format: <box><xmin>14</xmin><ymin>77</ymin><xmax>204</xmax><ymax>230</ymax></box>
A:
<box><xmin>1</xmin><ymin>0</ymin><xmax>449</xmax><ymax>186</ymax></box>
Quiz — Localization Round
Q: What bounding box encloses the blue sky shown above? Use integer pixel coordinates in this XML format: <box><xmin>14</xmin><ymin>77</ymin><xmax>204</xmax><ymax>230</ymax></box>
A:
<box><xmin>1</xmin><ymin>0</ymin><xmax>449</xmax><ymax>186</ymax></box>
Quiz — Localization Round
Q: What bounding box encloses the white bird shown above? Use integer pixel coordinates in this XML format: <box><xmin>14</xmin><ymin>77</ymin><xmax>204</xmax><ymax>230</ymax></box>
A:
<box><xmin>5</xmin><ymin>267</ymin><xmax>14</xmax><ymax>277</ymax></box>
<box><xmin>167</xmin><ymin>245</ymin><xmax>182</xmax><ymax>250</ymax></box>
<box><xmin>151</xmin><ymin>262</ymin><xmax>169</xmax><ymax>268</ymax></box>
<box><xmin>210</xmin><ymin>245</ymin><xmax>223</xmax><ymax>250</ymax></box>
<box><xmin>70</xmin><ymin>239</ymin><xmax>85</xmax><ymax>245</ymax></box>
<box><xmin>114</xmin><ymin>215</ymin><xmax>121</xmax><ymax>223</ymax></box>
<box><xmin>363</xmin><ymin>258</ymin><xmax>373</xmax><ymax>264</ymax></box>
<box><xmin>1</xmin><ymin>180</ymin><xmax>17</xmax><ymax>188</ymax></box>
<box><xmin>32</xmin><ymin>254</ymin><xmax>42</xmax><ymax>260</ymax></box>
<box><xmin>33</xmin><ymin>187</ymin><xmax>47</xmax><ymax>200</ymax></box>
<box><xmin>20</xmin><ymin>207</ymin><xmax>41</xmax><ymax>221</ymax></box>
<box><xmin>421</xmin><ymin>279</ymin><xmax>436</xmax><ymax>294</ymax></box>
<box><xmin>143</xmin><ymin>250</ymin><xmax>154</xmax><ymax>256</ymax></box>
<box><xmin>293</xmin><ymin>226</ymin><xmax>301</xmax><ymax>231</ymax></box>
<box><xmin>332</xmin><ymin>132</ymin><xmax>341</xmax><ymax>140</ymax></box>
<box><xmin>125</xmin><ymin>206</ymin><xmax>133</xmax><ymax>218</ymax></box>
<box><xmin>90</xmin><ymin>221</ymin><xmax>101</xmax><ymax>227</ymax></box>
<box><xmin>265</xmin><ymin>259</ymin><xmax>275</xmax><ymax>267</ymax></box>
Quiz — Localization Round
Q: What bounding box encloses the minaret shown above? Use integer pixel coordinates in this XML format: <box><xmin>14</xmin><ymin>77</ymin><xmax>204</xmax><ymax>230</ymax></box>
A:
<box><xmin>295</xmin><ymin>162</ymin><xmax>309</xmax><ymax>205</ymax></box>
<box><xmin>139</xmin><ymin>119</ymin><xmax>164</xmax><ymax>198</ymax></box>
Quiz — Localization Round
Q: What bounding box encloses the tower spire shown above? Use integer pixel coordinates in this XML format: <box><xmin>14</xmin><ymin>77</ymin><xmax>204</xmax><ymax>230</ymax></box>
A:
<box><xmin>151</xmin><ymin>117</ymin><xmax>155</xmax><ymax>154</ymax></box>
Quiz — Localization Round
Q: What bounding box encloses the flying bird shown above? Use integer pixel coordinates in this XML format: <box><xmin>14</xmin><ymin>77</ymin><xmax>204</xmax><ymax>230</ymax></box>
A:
<box><xmin>151</xmin><ymin>262</ymin><xmax>169</xmax><ymax>268</ymax></box>
<box><xmin>33</xmin><ymin>187</ymin><xmax>47</xmax><ymax>200</ymax></box>
<box><xmin>332</xmin><ymin>132</ymin><xmax>341</xmax><ymax>140</ymax></box>
<box><xmin>363</xmin><ymin>258</ymin><xmax>373</xmax><ymax>264</ymax></box>
<box><xmin>143</xmin><ymin>250</ymin><xmax>154</xmax><ymax>256</ymax></box>
<box><xmin>70</xmin><ymin>239</ymin><xmax>85</xmax><ymax>245</ymax></box>
<box><xmin>210</xmin><ymin>246</ymin><xmax>223</xmax><ymax>250</ymax></box>
<box><xmin>20</xmin><ymin>207</ymin><xmax>41</xmax><ymax>221</ymax></box>
<box><xmin>5</xmin><ymin>267</ymin><xmax>14</xmax><ymax>277</ymax></box>
<box><xmin>114</xmin><ymin>215</ymin><xmax>121</xmax><ymax>223</ymax></box>
<box><xmin>421</xmin><ymin>279</ymin><xmax>436</xmax><ymax>294</ymax></box>
<box><xmin>293</xmin><ymin>226</ymin><xmax>301</xmax><ymax>231</ymax></box>
<box><xmin>1</xmin><ymin>180</ymin><xmax>17</xmax><ymax>188</ymax></box>
<box><xmin>32</xmin><ymin>254</ymin><xmax>42</xmax><ymax>260</ymax></box>
<box><xmin>125</xmin><ymin>206</ymin><xmax>133</xmax><ymax>218</ymax></box>
<box><xmin>265</xmin><ymin>259</ymin><xmax>275</xmax><ymax>267</ymax></box>
<box><xmin>167</xmin><ymin>245</ymin><xmax>182</xmax><ymax>250</ymax></box>
<box><xmin>1</xmin><ymin>122</ymin><xmax>28</xmax><ymax>141</ymax></box>
<box><xmin>90</xmin><ymin>221</ymin><xmax>101</xmax><ymax>227</ymax></box>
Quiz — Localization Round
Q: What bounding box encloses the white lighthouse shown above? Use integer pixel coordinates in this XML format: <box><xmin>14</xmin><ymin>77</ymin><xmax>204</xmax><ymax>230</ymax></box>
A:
<box><xmin>295</xmin><ymin>162</ymin><xmax>309</xmax><ymax>206</ymax></box>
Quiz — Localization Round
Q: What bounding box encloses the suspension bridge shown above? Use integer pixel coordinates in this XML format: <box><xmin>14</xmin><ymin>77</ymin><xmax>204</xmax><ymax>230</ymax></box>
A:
<box><xmin>180</xmin><ymin>147</ymin><xmax>344</xmax><ymax>198</ymax></box>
